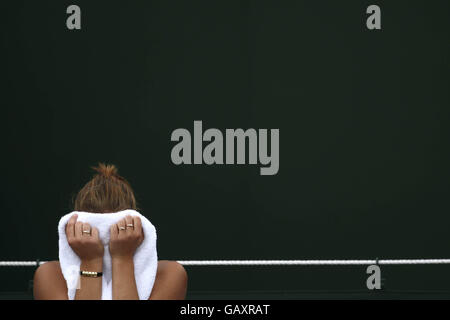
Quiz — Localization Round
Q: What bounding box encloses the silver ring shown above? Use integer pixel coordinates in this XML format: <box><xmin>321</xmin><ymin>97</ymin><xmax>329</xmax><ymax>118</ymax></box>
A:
<box><xmin>127</xmin><ymin>224</ymin><xmax>134</xmax><ymax>228</ymax></box>
<box><xmin>119</xmin><ymin>226</ymin><xmax>126</xmax><ymax>231</ymax></box>
<box><xmin>82</xmin><ymin>230</ymin><xmax>91</xmax><ymax>235</ymax></box>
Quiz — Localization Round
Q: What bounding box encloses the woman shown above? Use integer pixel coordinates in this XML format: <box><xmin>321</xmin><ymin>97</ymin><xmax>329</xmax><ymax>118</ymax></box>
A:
<box><xmin>33</xmin><ymin>163</ymin><xmax>188</xmax><ymax>300</ymax></box>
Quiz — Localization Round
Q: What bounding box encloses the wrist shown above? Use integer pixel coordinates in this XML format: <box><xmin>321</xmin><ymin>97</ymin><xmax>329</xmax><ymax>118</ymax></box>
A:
<box><xmin>112</xmin><ymin>256</ymin><xmax>135</xmax><ymax>276</ymax></box>
<box><xmin>111</xmin><ymin>255</ymin><xmax>134</xmax><ymax>264</ymax></box>
<box><xmin>81</xmin><ymin>258</ymin><xmax>103</xmax><ymax>270</ymax></box>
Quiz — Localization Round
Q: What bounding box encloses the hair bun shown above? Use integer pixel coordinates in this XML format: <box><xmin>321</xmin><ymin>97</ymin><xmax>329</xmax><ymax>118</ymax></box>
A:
<box><xmin>75</xmin><ymin>163</ymin><xmax>137</xmax><ymax>212</ymax></box>
<box><xmin>92</xmin><ymin>163</ymin><xmax>118</xmax><ymax>177</ymax></box>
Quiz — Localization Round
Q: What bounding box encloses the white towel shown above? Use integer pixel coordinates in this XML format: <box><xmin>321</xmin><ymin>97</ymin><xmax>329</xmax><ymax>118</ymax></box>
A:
<box><xmin>57</xmin><ymin>209</ymin><xmax>158</xmax><ymax>300</ymax></box>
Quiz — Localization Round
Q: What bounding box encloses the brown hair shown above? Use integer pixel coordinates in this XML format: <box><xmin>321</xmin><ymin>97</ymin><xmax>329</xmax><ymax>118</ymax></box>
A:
<box><xmin>74</xmin><ymin>163</ymin><xmax>137</xmax><ymax>213</ymax></box>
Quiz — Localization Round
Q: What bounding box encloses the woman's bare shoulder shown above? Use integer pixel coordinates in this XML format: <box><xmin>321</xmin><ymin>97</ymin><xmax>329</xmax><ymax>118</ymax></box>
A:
<box><xmin>37</xmin><ymin>260</ymin><xmax>61</xmax><ymax>271</ymax></box>
<box><xmin>34</xmin><ymin>261</ymin><xmax>68</xmax><ymax>300</ymax></box>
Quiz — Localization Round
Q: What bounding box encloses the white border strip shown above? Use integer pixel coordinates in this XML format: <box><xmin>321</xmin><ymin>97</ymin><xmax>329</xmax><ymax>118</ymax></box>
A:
<box><xmin>1</xmin><ymin>259</ymin><xmax>450</xmax><ymax>267</ymax></box>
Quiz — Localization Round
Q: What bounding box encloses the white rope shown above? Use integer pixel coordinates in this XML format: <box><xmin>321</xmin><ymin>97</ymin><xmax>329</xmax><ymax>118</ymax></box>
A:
<box><xmin>176</xmin><ymin>259</ymin><xmax>450</xmax><ymax>266</ymax></box>
<box><xmin>0</xmin><ymin>261</ymin><xmax>48</xmax><ymax>266</ymax></box>
<box><xmin>1</xmin><ymin>259</ymin><xmax>450</xmax><ymax>267</ymax></box>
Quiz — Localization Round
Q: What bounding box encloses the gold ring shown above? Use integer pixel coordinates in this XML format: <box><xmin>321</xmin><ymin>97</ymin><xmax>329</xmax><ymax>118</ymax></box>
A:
<box><xmin>119</xmin><ymin>226</ymin><xmax>126</xmax><ymax>231</ymax></box>
<box><xmin>82</xmin><ymin>230</ymin><xmax>91</xmax><ymax>234</ymax></box>
<box><xmin>127</xmin><ymin>224</ymin><xmax>134</xmax><ymax>228</ymax></box>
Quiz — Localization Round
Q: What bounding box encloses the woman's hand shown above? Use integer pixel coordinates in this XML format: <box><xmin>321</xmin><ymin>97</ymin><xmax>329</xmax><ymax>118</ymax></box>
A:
<box><xmin>65</xmin><ymin>214</ymin><xmax>104</xmax><ymax>262</ymax></box>
<box><xmin>109</xmin><ymin>215</ymin><xmax>144</xmax><ymax>261</ymax></box>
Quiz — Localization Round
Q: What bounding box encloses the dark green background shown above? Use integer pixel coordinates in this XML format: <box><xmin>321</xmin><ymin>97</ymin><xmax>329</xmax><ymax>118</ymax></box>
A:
<box><xmin>0</xmin><ymin>0</ymin><xmax>449</xmax><ymax>298</ymax></box>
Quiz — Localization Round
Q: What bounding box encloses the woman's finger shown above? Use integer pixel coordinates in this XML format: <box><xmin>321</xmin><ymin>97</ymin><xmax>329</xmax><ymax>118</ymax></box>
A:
<box><xmin>91</xmin><ymin>227</ymin><xmax>100</xmax><ymax>240</ymax></box>
<box><xmin>82</xmin><ymin>222</ymin><xmax>91</xmax><ymax>236</ymax></box>
<box><xmin>65</xmin><ymin>214</ymin><xmax>77</xmax><ymax>240</ymax></box>
<box><xmin>110</xmin><ymin>224</ymin><xmax>118</xmax><ymax>240</ymax></box>
<box><xmin>75</xmin><ymin>221</ymin><xmax>83</xmax><ymax>239</ymax></box>
<box><xmin>125</xmin><ymin>215</ymin><xmax>134</xmax><ymax>233</ymax></box>
<box><xmin>133</xmin><ymin>216</ymin><xmax>143</xmax><ymax>238</ymax></box>
<box><xmin>117</xmin><ymin>218</ymin><xmax>126</xmax><ymax>236</ymax></box>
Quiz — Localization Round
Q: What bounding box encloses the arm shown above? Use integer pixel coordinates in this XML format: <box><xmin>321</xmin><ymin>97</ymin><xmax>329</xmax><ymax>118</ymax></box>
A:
<box><xmin>75</xmin><ymin>258</ymin><xmax>103</xmax><ymax>300</ymax></box>
<box><xmin>34</xmin><ymin>215</ymin><xmax>104</xmax><ymax>300</ymax></box>
<box><xmin>109</xmin><ymin>215</ymin><xmax>144</xmax><ymax>300</ymax></box>
<box><xmin>111</xmin><ymin>257</ymin><xmax>139</xmax><ymax>300</ymax></box>
<box><xmin>67</xmin><ymin>214</ymin><xmax>104</xmax><ymax>300</ymax></box>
